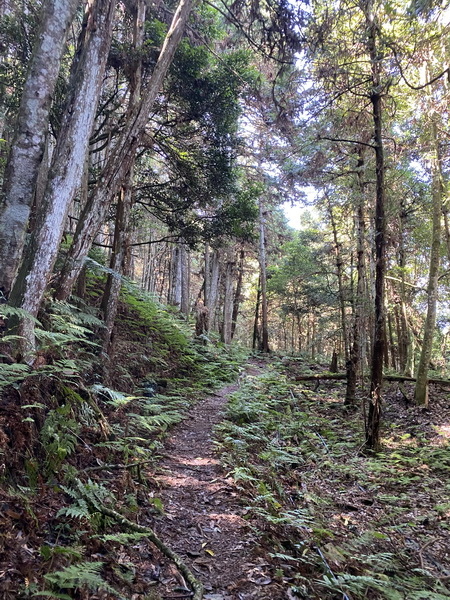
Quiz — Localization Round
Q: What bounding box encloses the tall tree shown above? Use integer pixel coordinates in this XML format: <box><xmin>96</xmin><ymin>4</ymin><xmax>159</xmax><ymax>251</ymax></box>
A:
<box><xmin>258</xmin><ymin>196</ymin><xmax>270</xmax><ymax>352</ymax></box>
<box><xmin>0</xmin><ymin>0</ymin><xmax>80</xmax><ymax>297</ymax></box>
<box><xmin>55</xmin><ymin>0</ymin><xmax>196</xmax><ymax>301</ymax></box>
<box><xmin>363</xmin><ymin>0</ymin><xmax>387</xmax><ymax>452</ymax></box>
<box><xmin>8</xmin><ymin>0</ymin><xmax>117</xmax><ymax>358</ymax></box>
<box><xmin>415</xmin><ymin>100</ymin><xmax>444</xmax><ymax>406</ymax></box>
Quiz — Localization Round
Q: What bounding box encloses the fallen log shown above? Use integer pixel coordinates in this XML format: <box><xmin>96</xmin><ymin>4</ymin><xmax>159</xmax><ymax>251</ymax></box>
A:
<box><xmin>294</xmin><ymin>373</ymin><xmax>450</xmax><ymax>386</ymax></box>
<box><xmin>294</xmin><ymin>373</ymin><xmax>345</xmax><ymax>381</ymax></box>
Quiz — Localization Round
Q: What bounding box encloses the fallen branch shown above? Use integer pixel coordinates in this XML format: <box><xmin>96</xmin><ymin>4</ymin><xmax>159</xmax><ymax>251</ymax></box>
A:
<box><xmin>83</xmin><ymin>459</ymin><xmax>155</xmax><ymax>472</ymax></box>
<box><xmin>98</xmin><ymin>505</ymin><xmax>204</xmax><ymax>600</ymax></box>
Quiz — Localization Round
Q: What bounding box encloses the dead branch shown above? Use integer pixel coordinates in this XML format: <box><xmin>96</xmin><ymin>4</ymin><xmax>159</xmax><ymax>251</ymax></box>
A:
<box><xmin>98</xmin><ymin>505</ymin><xmax>203</xmax><ymax>600</ymax></box>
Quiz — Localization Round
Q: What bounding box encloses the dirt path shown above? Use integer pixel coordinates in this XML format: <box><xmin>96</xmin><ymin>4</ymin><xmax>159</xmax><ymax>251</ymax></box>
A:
<box><xmin>152</xmin><ymin>363</ymin><xmax>284</xmax><ymax>600</ymax></box>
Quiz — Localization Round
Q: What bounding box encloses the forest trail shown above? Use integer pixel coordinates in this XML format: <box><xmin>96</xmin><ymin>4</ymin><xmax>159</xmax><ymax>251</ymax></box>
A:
<box><xmin>152</xmin><ymin>361</ymin><xmax>282</xmax><ymax>600</ymax></box>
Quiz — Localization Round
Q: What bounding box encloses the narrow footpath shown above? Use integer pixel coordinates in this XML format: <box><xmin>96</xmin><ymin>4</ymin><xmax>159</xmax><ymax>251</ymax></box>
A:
<box><xmin>151</xmin><ymin>363</ymin><xmax>284</xmax><ymax>600</ymax></box>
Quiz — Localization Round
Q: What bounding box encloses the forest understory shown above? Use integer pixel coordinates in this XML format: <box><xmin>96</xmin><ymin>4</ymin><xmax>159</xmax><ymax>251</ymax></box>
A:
<box><xmin>1</xmin><ymin>296</ymin><xmax>449</xmax><ymax>600</ymax></box>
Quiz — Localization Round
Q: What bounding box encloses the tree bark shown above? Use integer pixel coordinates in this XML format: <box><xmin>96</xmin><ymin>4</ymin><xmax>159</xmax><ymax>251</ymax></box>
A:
<box><xmin>100</xmin><ymin>183</ymin><xmax>132</xmax><ymax>359</ymax></box>
<box><xmin>231</xmin><ymin>247</ymin><xmax>245</xmax><ymax>339</ymax></box>
<box><xmin>365</xmin><ymin>6</ymin><xmax>386</xmax><ymax>452</ymax></box>
<box><xmin>8</xmin><ymin>0</ymin><xmax>117</xmax><ymax>359</ymax></box>
<box><xmin>346</xmin><ymin>152</ymin><xmax>366</xmax><ymax>404</ymax></box>
<box><xmin>258</xmin><ymin>198</ymin><xmax>269</xmax><ymax>352</ymax></box>
<box><xmin>169</xmin><ymin>245</ymin><xmax>183</xmax><ymax>308</ymax></box>
<box><xmin>55</xmin><ymin>0</ymin><xmax>196</xmax><ymax>300</ymax></box>
<box><xmin>415</xmin><ymin>117</ymin><xmax>443</xmax><ymax>406</ymax></box>
<box><xmin>206</xmin><ymin>250</ymin><xmax>221</xmax><ymax>333</ymax></box>
<box><xmin>180</xmin><ymin>244</ymin><xmax>190</xmax><ymax>316</ymax></box>
<box><xmin>327</xmin><ymin>197</ymin><xmax>349</xmax><ymax>362</ymax></box>
<box><xmin>398</xmin><ymin>198</ymin><xmax>414</xmax><ymax>375</ymax></box>
<box><xmin>222</xmin><ymin>258</ymin><xmax>235</xmax><ymax>344</ymax></box>
<box><xmin>99</xmin><ymin>0</ymin><xmax>147</xmax><ymax>362</ymax></box>
<box><xmin>252</xmin><ymin>276</ymin><xmax>261</xmax><ymax>351</ymax></box>
<box><xmin>0</xmin><ymin>0</ymin><xmax>80</xmax><ymax>296</ymax></box>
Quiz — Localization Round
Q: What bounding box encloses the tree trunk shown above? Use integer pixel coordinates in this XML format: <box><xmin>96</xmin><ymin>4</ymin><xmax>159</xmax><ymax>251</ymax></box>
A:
<box><xmin>258</xmin><ymin>198</ymin><xmax>269</xmax><ymax>352</ymax></box>
<box><xmin>365</xmin><ymin>7</ymin><xmax>386</xmax><ymax>452</ymax></box>
<box><xmin>180</xmin><ymin>243</ymin><xmax>190</xmax><ymax>316</ymax></box>
<box><xmin>252</xmin><ymin>276</ymin><xmax>261</xmax><ymax>351</ymax></box>
<box><xmin>204</xmin><ymin>243</ymin><xmax>210</xmax><ymax>307</ymax></box>
<box><xmin>346</xmin><ymin>153</ymin><xmax>366</xmax><ymax>405</ymax></box>
<box><xmin>0</xmin><ymin>0</ymin><xmax>80</xmax><ymax>296</ymax></box>
<box><xmin>231</xmin><ymin>247</ymin><xmax>245</xmax><ymax>339</ymax></box>
<box><xmin>327</xmin><ymin>197</ymin><xmax>349</xmax><ymax>361</ymax></box>
<box><xmin>8</xmin><ymin>0</ymin><xmax>117</xmax><ymax>359</ymax></box>
<box><xmin>169</xmin><ymin>245</ymin><xmax>182</xmax><ymax>308</ymax></box>
<box><xmin>206</xmin><ymin>250</ymin><xmax>221</xmax><ymax>333</ymax></box>
<box><xmin>100</xmin><ymin>183</ymin><xmax>132</xmax><ymax>358</ymax></box>
<box><xmin>222</xmin><ymin>259</ymin><xmax>235</xmax><ymax>344</ymax></box>
<box><xmin>415</xmin><ymin>117</ymin><xmax>443</xmax><ymax>406</ymax></box>
<box><xmin>387</xmin><ymin>310</ymin><xmax>396</xmax><ymax>370</ymax></box>
<box><xmin>55</xmin><ymin>0</ymin><xmax>195</xmax><ymax>300</ymax></box>
<box><xmin>99</xmin><ymin>0</ymin><xmax>146</xmax><ymax>352</ymax></box>
<box><xmin>398</xmin><ymin>198</ymin><xmax>414</xmax><ymax>375</ymax></box>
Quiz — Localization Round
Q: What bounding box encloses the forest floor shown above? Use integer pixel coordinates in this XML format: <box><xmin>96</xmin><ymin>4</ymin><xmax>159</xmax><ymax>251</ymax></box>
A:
<box><xmin>1</xmin><ymin>351</ymin><xmax>450</xmax><ymax>600</ymax></box>
<box><xmin>141</xmin><ymin>356</ymin><xmax>450</xmax><ymax>600</ymax></box>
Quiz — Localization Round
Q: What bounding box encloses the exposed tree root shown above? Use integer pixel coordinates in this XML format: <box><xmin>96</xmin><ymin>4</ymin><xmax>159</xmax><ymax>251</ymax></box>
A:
<box><xmin>98</xmin><ymin>505</ymin><xmax>204</xmax><ymax>599</ymax></box>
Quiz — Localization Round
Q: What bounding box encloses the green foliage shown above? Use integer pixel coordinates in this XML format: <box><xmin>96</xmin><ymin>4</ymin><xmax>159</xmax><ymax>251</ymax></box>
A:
<box><xmin>268</xmin><ymin>227</ymin><xmax>336</xmax><ymax>314</ymax></box>
<box><xmin>0</xmin><ymin>5</ymin><xmax>36</xmax><ymax>118</ymax></box>
<box><xmin>40</xmin><ymin>404</ymin><xmax>79</xmax><ymax>474</ymax></box>
<box><xmin>0</xmin><ymin>362</ymin><xmax>31</xmax><ymax>389</ymax></box>
<box><xmin>39</xmin><ymin>561</ymin><xmax>119</xmax><ymax>596</ymax></box>
<box><xmin>216</xmin><ymin>364</ymin><xmax>450</xmax><ymax>600</ymax></box>
<box><xmin>58</xmin><ymin>479</ymin><xmax>115</xmax><ymax>530</ymax></box>
<box><xmin>118</xmin><ymin>284</ymin><xmax>196</xmax><ymax>372</ymax></box>
<box><xmin>35</xmin><ymin>299</ymin><xmax>102</xmax><ymax>354</ymax></box>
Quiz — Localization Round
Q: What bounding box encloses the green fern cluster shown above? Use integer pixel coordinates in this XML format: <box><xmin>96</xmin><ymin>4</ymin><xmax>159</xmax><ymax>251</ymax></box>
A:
<box><xmin>216</xmin><ymin>366</ymin><xmax>450</xmax><ymax>600</ymax></box>
<box><xmin>40</xmin><ymin>404</ymin><xmax>79</xmax><ymax>474</ymax></box>
<box><xmin>37</xmin><ymin>561</ymin><xmax>119</xmax><ymax>598</ymax></box>
<box><xmin>57</xmin><ymin>478</ymin><xmax>115</xmax><ymax>530</ymax></box>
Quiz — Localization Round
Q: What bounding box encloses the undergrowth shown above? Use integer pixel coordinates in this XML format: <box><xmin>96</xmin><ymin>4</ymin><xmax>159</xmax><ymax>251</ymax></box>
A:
<box><xmin>215</xmin><ymin>365</ymin><xmax>450</xmax><ymax>600</ymax></box>
<box><xmin>0</xmin><ymin>278</ymin><xmax>246</xmax><ymax>599</ymax></box>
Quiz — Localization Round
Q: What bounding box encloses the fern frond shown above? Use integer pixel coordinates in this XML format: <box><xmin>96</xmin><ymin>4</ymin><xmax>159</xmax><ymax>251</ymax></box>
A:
<box><xmin>43</xmin><ymin>561</ymin><xmax>118</xmax><ymax>594</ymax></box>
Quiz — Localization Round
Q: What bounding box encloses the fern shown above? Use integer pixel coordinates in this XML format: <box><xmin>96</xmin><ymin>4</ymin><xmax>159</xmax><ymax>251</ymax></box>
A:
<box><xmin>40</xmin><ymin>405</ymin><xmax>79</xmax><ymax>473</ymax></box>
<box><xmin>0</xmin><ymin>303</ymin><xmax>41</xmax><ymax>324</ymax></box>
<box><xmin>0</xmin><ymin>362</ymin><xmax>31</xmax><ymax>389</ymax></box>
<box><xmin>128</xmin><ymin>411</ymin><xmax>182</xmax><ymax>433</ymax></box>
<box><xmin>57</xmin><ymin>499</ymin><xmax>91</xmax><ymax>521</ymax></box>
<box><xmin>58</xmin><ymin>479</ymin><xmax>116</xmax><ymax>529</ymax></box>
<box><xmin>40</xmin><ymin>561</ymin><xmax>118</xmax><ymax>595</ymax></box>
